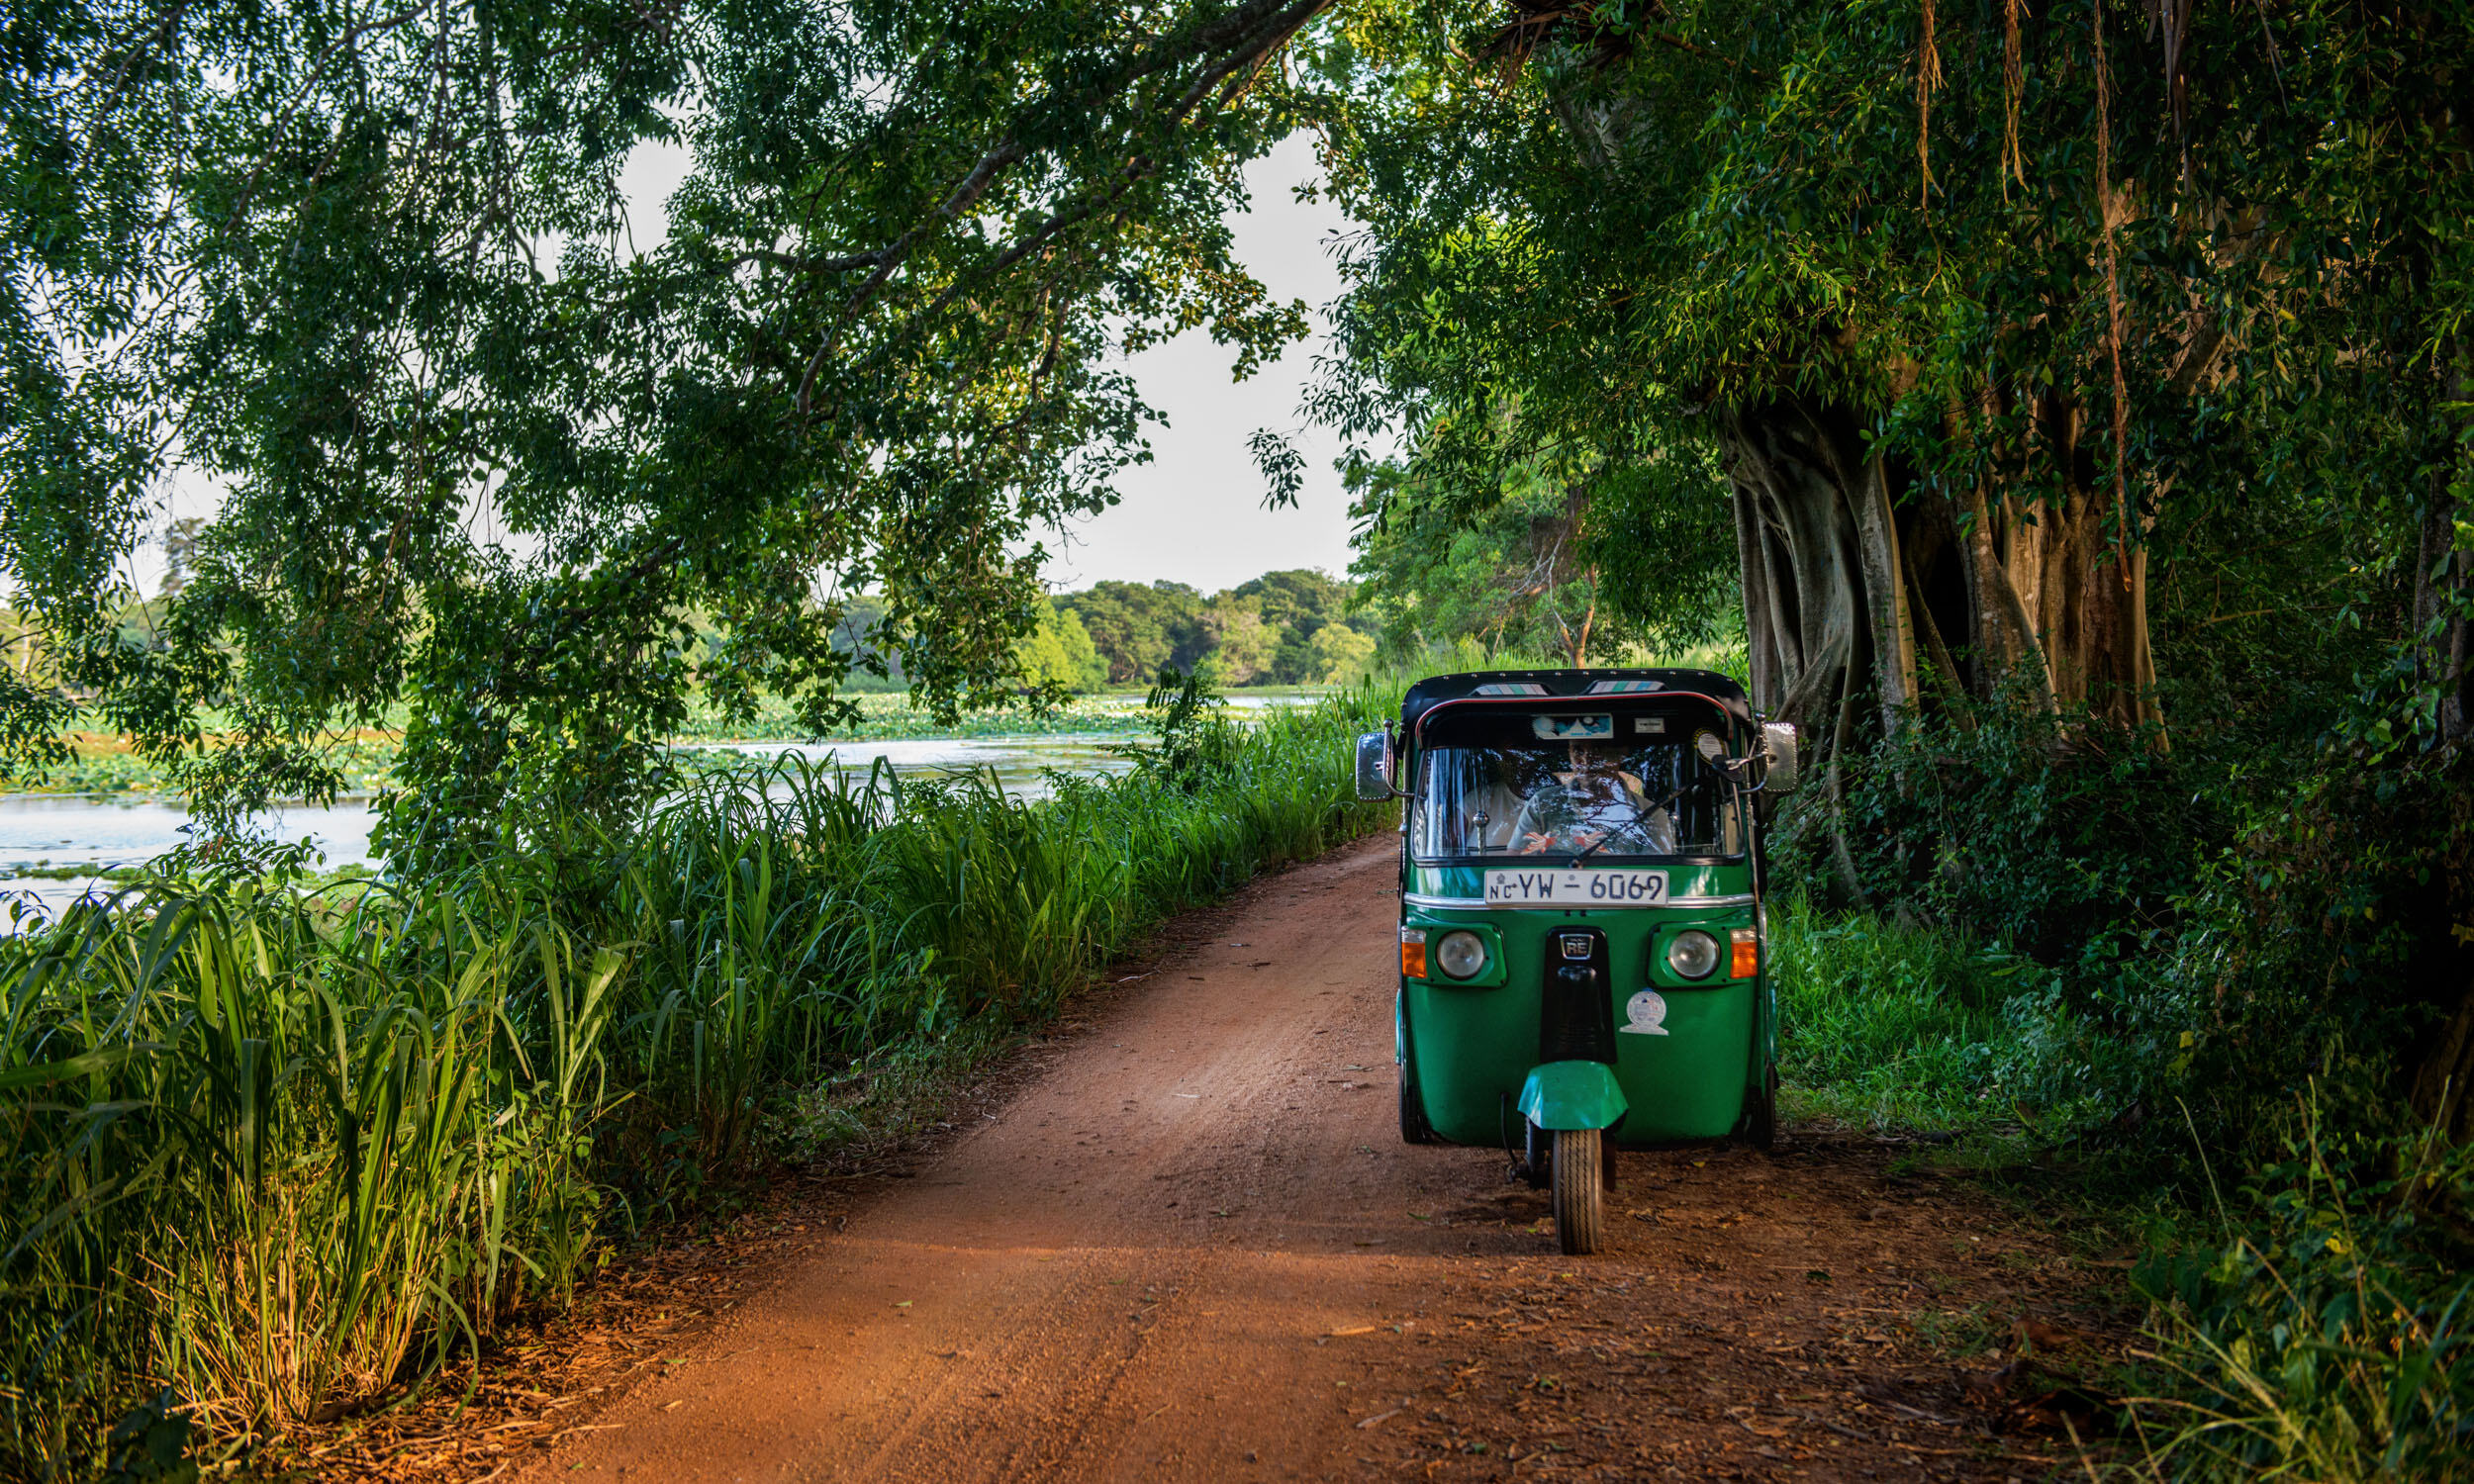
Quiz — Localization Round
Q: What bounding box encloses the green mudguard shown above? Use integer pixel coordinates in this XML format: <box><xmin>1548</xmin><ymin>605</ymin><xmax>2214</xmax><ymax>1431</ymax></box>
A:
<box><xmin>1516</xmin><ymin>1061</ymin><xmax>1630</xmax><ymax>1131</ymax></box>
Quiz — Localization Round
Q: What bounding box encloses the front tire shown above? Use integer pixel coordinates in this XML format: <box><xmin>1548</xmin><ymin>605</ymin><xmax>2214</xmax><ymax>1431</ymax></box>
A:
<box><xmin>1399</xmin><ymin>1068</ymin><xmax>1435</xmax><ymax>1145</ymax></box>
<box><xmin>1748</xmin><ymin>1064</ymin><xmax>1778</xmax><ymax>1152</ymax></box>
<box><xmin>1522</xmin><ymin>1119</ymin><xmax>1552</xmax><ymax>1188</ymax></box>
<box><xmin>1551</xmin><ymin>1128</ymin><xmax>1604</xmax><ymax>1255</ymax></box>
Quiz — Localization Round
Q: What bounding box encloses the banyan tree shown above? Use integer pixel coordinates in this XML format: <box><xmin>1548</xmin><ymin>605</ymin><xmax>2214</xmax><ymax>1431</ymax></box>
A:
<box><xmin>1317</xmin><ymin>0</ymin><xmax>2469</xmax><ymax>755</ymax></box>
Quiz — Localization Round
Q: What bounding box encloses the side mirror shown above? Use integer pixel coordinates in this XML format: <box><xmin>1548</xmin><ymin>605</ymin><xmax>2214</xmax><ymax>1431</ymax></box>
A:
<box><xmin>1760</xmin><ymin>721</ymin><xmax>1800</xmax><ymax>795</ymax></box>
<box><xmin>1354</xmin><ymin>730</ymin><xmax>1397</xmax><ymax>801</ymax></box>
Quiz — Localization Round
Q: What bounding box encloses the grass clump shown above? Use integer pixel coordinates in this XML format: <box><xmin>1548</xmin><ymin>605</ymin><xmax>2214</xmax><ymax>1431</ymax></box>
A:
<box><xmin>2126</xmin><ymin>1095</ymin><xmax>2474</xmax><ymax>1481</ymax></box>
<box><xmin>1768</xmin><ymin>895</ymin><xmax>2054</xmax><ymax>1134</ymax></box>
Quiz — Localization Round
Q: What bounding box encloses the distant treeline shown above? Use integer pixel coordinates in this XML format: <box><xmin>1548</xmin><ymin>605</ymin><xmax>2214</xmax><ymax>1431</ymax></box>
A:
<box><xmin>4</xmin><ymin>565</ymin><xmax>1381</xmax><ymax>721</ymax></box>
<box><xmin>828</xmin><ymin>569</ymin><xmax>1380</xmax><ymax>694</ymax></box>
<box><xmin>1055</xmin><ymin>570</ymin><xmax>1379</xmax><ymax>689</ymax></box>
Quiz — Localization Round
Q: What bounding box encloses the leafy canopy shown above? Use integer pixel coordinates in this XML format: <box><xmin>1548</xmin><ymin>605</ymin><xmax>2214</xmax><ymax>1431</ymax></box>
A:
<box><xmin>3</xmin><ymin>0</ymin><xmax>1327</xmax><ymax>865</ymax></box>
<box><xmin>1299</xmin><ymin>0</ymin><xmax>2470</xmax><ymax>741</ymax></box>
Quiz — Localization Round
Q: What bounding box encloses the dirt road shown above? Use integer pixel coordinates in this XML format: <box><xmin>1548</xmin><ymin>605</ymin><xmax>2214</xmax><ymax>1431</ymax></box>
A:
<box><xmin>526</xmin><ymin>836</ymin><xmax>2112</xmax><ymax>1482</ymax></box>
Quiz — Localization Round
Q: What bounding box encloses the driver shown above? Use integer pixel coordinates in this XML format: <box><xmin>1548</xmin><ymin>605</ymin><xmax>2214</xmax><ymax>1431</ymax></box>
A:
<box><xmin>1514</xmin><ymin>741</ymin><xmax>1677</xmax><ymax>856</ymax></box>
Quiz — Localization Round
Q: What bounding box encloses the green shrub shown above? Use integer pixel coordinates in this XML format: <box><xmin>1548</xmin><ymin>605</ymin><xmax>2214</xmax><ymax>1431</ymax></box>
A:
<box><xmin>0</xmin><ymin>881</ymin><xmax>616</xmax><ymax>1467</ymax></box>
<box><xmin>1767</xmin><ymin>894</ymin><xmax>2029</xmax><ymax>1130</ymax></box>
<box><xmin>1767</xmin><ymin>893</ymin><xmax>2143</xmax><ymax>1137</ymax></box>
<box><xmin>2151</xmin><ymin>753</ymin><xmax>2471</xmax><ymax>1156</ymax></box>
<box><xmin>1778</xmin><ymin>683</ymin><xmax>2206</xmax><ymax>966</ymax></box>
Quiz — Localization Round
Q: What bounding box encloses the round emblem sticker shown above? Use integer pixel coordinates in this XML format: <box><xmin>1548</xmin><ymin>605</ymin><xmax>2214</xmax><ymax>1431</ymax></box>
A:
<box><xmin>1620</xmin><ymin>989</ymin><xmax>1670</xmax><ymax>1036</ymax></box>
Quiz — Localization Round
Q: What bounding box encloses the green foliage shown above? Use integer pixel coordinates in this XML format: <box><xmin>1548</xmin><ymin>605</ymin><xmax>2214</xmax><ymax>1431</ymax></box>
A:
<box><xmin>1123</xmin><ymin>667</ymin><xmax>1243</xmax><ymax>791</ymax></box>
<box><xmin>1347</xmin><ymin>436</ymin><xmax>1738</xmax><ymax>666</ymax></box>
<box><xmin>1311</xmin><ymin>0</ymin><xmax>2470</xmax><ymax>546</ymax></box>
<box><xmin>1302</xmin><ymin>622</ymin><xmax>1379</xmax><ymax>685</ymax></box>
<box><xmin>1057</xmin><ymin>581</ymin><xmax>1211</xmax><ymax>686</ymax></box>
<box><xmin>1788</xmin><ymin>687</ymin><xmax>2205</xmax><ymax>965</ymax></box>
<box><xmin>0</xmin><ymin>687</ymin><xmax>1394</xmax><ymax>1475</ymax></box>
<box><xmin>2155</xmin><ymin>750</ymin><xmax>2474</xmax><ymax>1154</ymax></box>
<box><xmin>1770</xmin><ymin>895</ymin><xmax>2081</xmax><ymax>1134</ymax></box>
<box><xmin>1231</xmin><ymin>569</ymin><xmax>1376</xmax><ymax>682</ymax></box>
<box><xmin>1787</xmin><ymin>687</ymin><xmax>2474</xmax><ymax>1149</ymax></box>
<box><xmin>1771</xmin><ymin>709</ymin><xmax>2474</xmax><ymax>1477</ymax></box>
<box><xmin>1195</xmin><ymin>598</ymin><xmax>1281</xmax><ymax>687</ymax></box>
<box><xmin>1011</xmin><ymin>599</ymin><xmax>1109</xmax><ymax>695</ymax></box>
<box><xmin>0</xmin><ymin>878</ymin><xmax>618</xmax><ymax>1465</ymax></box>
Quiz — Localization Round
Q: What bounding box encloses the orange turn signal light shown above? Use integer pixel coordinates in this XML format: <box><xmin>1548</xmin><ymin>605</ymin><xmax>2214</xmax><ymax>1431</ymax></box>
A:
<box><xmin>1400</xmin><ymin>928</ymin><xmax>1427</xmax><ymax>979</ymax></box>
<box><xmin>1730</xmin><ymin>928</ymin><xmax>1760</xmax><ymax>978</ymax></box>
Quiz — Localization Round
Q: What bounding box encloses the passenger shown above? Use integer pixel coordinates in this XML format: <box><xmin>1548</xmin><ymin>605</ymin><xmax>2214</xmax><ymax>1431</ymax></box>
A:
<box><xmin>1514</xmin><ymin>741</ymin><xmax>1677</xmax><ymax>856</ymax></box>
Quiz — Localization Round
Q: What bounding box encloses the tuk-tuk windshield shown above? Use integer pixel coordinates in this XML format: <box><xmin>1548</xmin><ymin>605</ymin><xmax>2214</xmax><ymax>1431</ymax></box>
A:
<box><xmin>1411</xmin><ymin>737</ymin><xmax>1744</xmax><ymax>862</ymax></box>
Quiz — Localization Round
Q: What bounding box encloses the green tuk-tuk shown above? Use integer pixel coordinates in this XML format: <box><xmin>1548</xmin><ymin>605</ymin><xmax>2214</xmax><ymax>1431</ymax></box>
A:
<box><xmin>1356</xmin><ymin>670</ymin><xmax>1800</xmax><ymax>1254</ymax></box>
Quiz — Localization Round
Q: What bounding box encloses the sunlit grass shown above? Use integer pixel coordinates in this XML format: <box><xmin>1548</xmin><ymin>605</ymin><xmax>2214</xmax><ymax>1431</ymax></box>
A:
<box><xmin>1766</xmin><ymin>894</ymin><xmax>2045</xmax><ymax>1133</ymax></box>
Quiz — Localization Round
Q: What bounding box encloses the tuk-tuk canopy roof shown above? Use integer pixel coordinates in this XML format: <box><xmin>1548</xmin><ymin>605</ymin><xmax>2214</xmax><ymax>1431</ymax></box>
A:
<box><xmin>1400</xmin><ymin>669</ymin><xmax>1754</xmax><ymax>733</ymax></box>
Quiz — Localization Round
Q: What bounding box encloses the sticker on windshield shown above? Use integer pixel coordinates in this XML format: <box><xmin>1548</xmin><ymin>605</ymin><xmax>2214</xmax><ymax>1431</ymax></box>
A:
<box><xmin>1620</xmin><ymin>989</ymin><xmax>1670</xmax><ymax>1036</ymax></box>
<box><xmin>1532</xmin><ymin>714</ymin><xmax>1612</xmax><ymax>740</ymax></box>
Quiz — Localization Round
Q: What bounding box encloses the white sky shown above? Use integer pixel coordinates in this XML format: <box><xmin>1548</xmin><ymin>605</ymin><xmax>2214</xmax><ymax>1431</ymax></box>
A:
<box><xmin>141</xmin><ymin>133</ymin><xmax>1363</xmax><ymax>599</ymax></box>
<box><xmin>1043</xmin><ymin>133</ymin><xmax>1362</xmax><ymax>597</ymax></box>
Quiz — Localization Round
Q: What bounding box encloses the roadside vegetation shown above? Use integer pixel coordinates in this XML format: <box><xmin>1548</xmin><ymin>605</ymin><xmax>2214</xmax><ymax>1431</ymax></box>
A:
<box><xmin>0</xmin><ymin>680</ymin><xmax>1395</xmax><ymax>1476</ymax></box>
<box><xmin>1762</xmin><ymin>695</ymin><xmax>2474</xmax><ymax>1478</ymax></box>
<box><xmin>2</xmin><ymin>690</ymin><xmax>1307</xmax><ymax>804</ymax></box>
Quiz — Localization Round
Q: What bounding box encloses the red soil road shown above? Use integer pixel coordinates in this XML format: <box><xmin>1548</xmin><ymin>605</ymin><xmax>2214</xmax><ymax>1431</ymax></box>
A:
<box><xmin>527</xmin><ymin>836</ymin><xmax>2107</xmax><ymax>1483</ymax></box>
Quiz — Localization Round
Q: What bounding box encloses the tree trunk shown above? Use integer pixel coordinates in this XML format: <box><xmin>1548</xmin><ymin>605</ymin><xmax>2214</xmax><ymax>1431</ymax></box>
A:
<box><xmin>1719</xmin><ymin>392</ymin><xmax>2161</xmax><ymax>744</ymax></box>
<box><xmin>1719</xmin><ymin>397</ymin><xmax>1895</xmax><ymax>903</ymax></box>
<box><xmin>1719</xmin><ymin>397</ymin><xmax>1879</xmax><ymax>738</ymax></box>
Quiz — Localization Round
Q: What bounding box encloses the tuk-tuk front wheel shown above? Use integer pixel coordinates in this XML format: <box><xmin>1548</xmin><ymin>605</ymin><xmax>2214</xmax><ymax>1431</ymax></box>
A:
<box><xmin>1550</xmin><ymin>1128</ymin><xmax>1605</xmax><ymax>1255</ymax></box>
<box><xmin>1749</xmin><ymin>1064</ymin><xmax>1778</xmax><ymax>1152</ymax></box>
<box><xmin>1399</xmin><ymin>1071</ymin><xmax>1435</xmax><ymax>1145</ymax></box>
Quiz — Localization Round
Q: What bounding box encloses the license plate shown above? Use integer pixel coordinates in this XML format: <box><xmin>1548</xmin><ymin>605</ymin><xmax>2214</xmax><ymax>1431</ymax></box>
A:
<box><xmin>1482</xmin><ymin>869</ymin><xmax>1669</xmax><ymax>906</ymax></box>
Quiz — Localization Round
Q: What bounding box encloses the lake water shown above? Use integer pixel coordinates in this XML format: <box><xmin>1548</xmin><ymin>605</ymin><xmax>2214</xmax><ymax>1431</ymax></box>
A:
<box><xmin>0</xmin><ymin>731</ymin><xmax>1151</xmax><ymax>918</ymax></box>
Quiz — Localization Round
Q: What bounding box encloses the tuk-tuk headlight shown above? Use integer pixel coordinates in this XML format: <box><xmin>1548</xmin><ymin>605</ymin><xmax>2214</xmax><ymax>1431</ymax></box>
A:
<box><xmin>1665</xmin><ymin>929</ymin><xmax>1722</xmax><ymax>980</ymax></box>
<box><xmin>1434</xmin><ymin>930</ymin><xmax>1488</xmax><ymax>979</ymax></box>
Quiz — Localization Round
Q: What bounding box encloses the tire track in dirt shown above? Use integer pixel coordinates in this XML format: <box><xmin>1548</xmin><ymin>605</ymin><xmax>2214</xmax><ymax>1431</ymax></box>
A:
<box><xmin>525</xmin><ymin>835</ymin><xmax>2120</xmax><ymax>1482</ymax></box>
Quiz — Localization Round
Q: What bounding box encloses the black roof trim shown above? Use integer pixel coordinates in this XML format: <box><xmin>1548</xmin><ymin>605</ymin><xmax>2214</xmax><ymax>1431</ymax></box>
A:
<box><xmin>1400</xmin><ymin>669</ymin><xmax>1752</xmax><ymax>729</ymax></box>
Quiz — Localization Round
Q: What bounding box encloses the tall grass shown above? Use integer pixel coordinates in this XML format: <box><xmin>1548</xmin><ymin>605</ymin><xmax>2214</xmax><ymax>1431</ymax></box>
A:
<box><xmin>2124</xmin><ymin>1094</ymin><xmax>2474</xmax><ymax>1481</ymax></box>
<box><xmin>0</xmin><ymin>685</ymin><xmax>1395</xmax><ymax>1477</ymax></box>
<box><xmin>1767</xmin><ymin>895</ymin><xmax>2052</xmax><ymax>1132</ymax></box>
